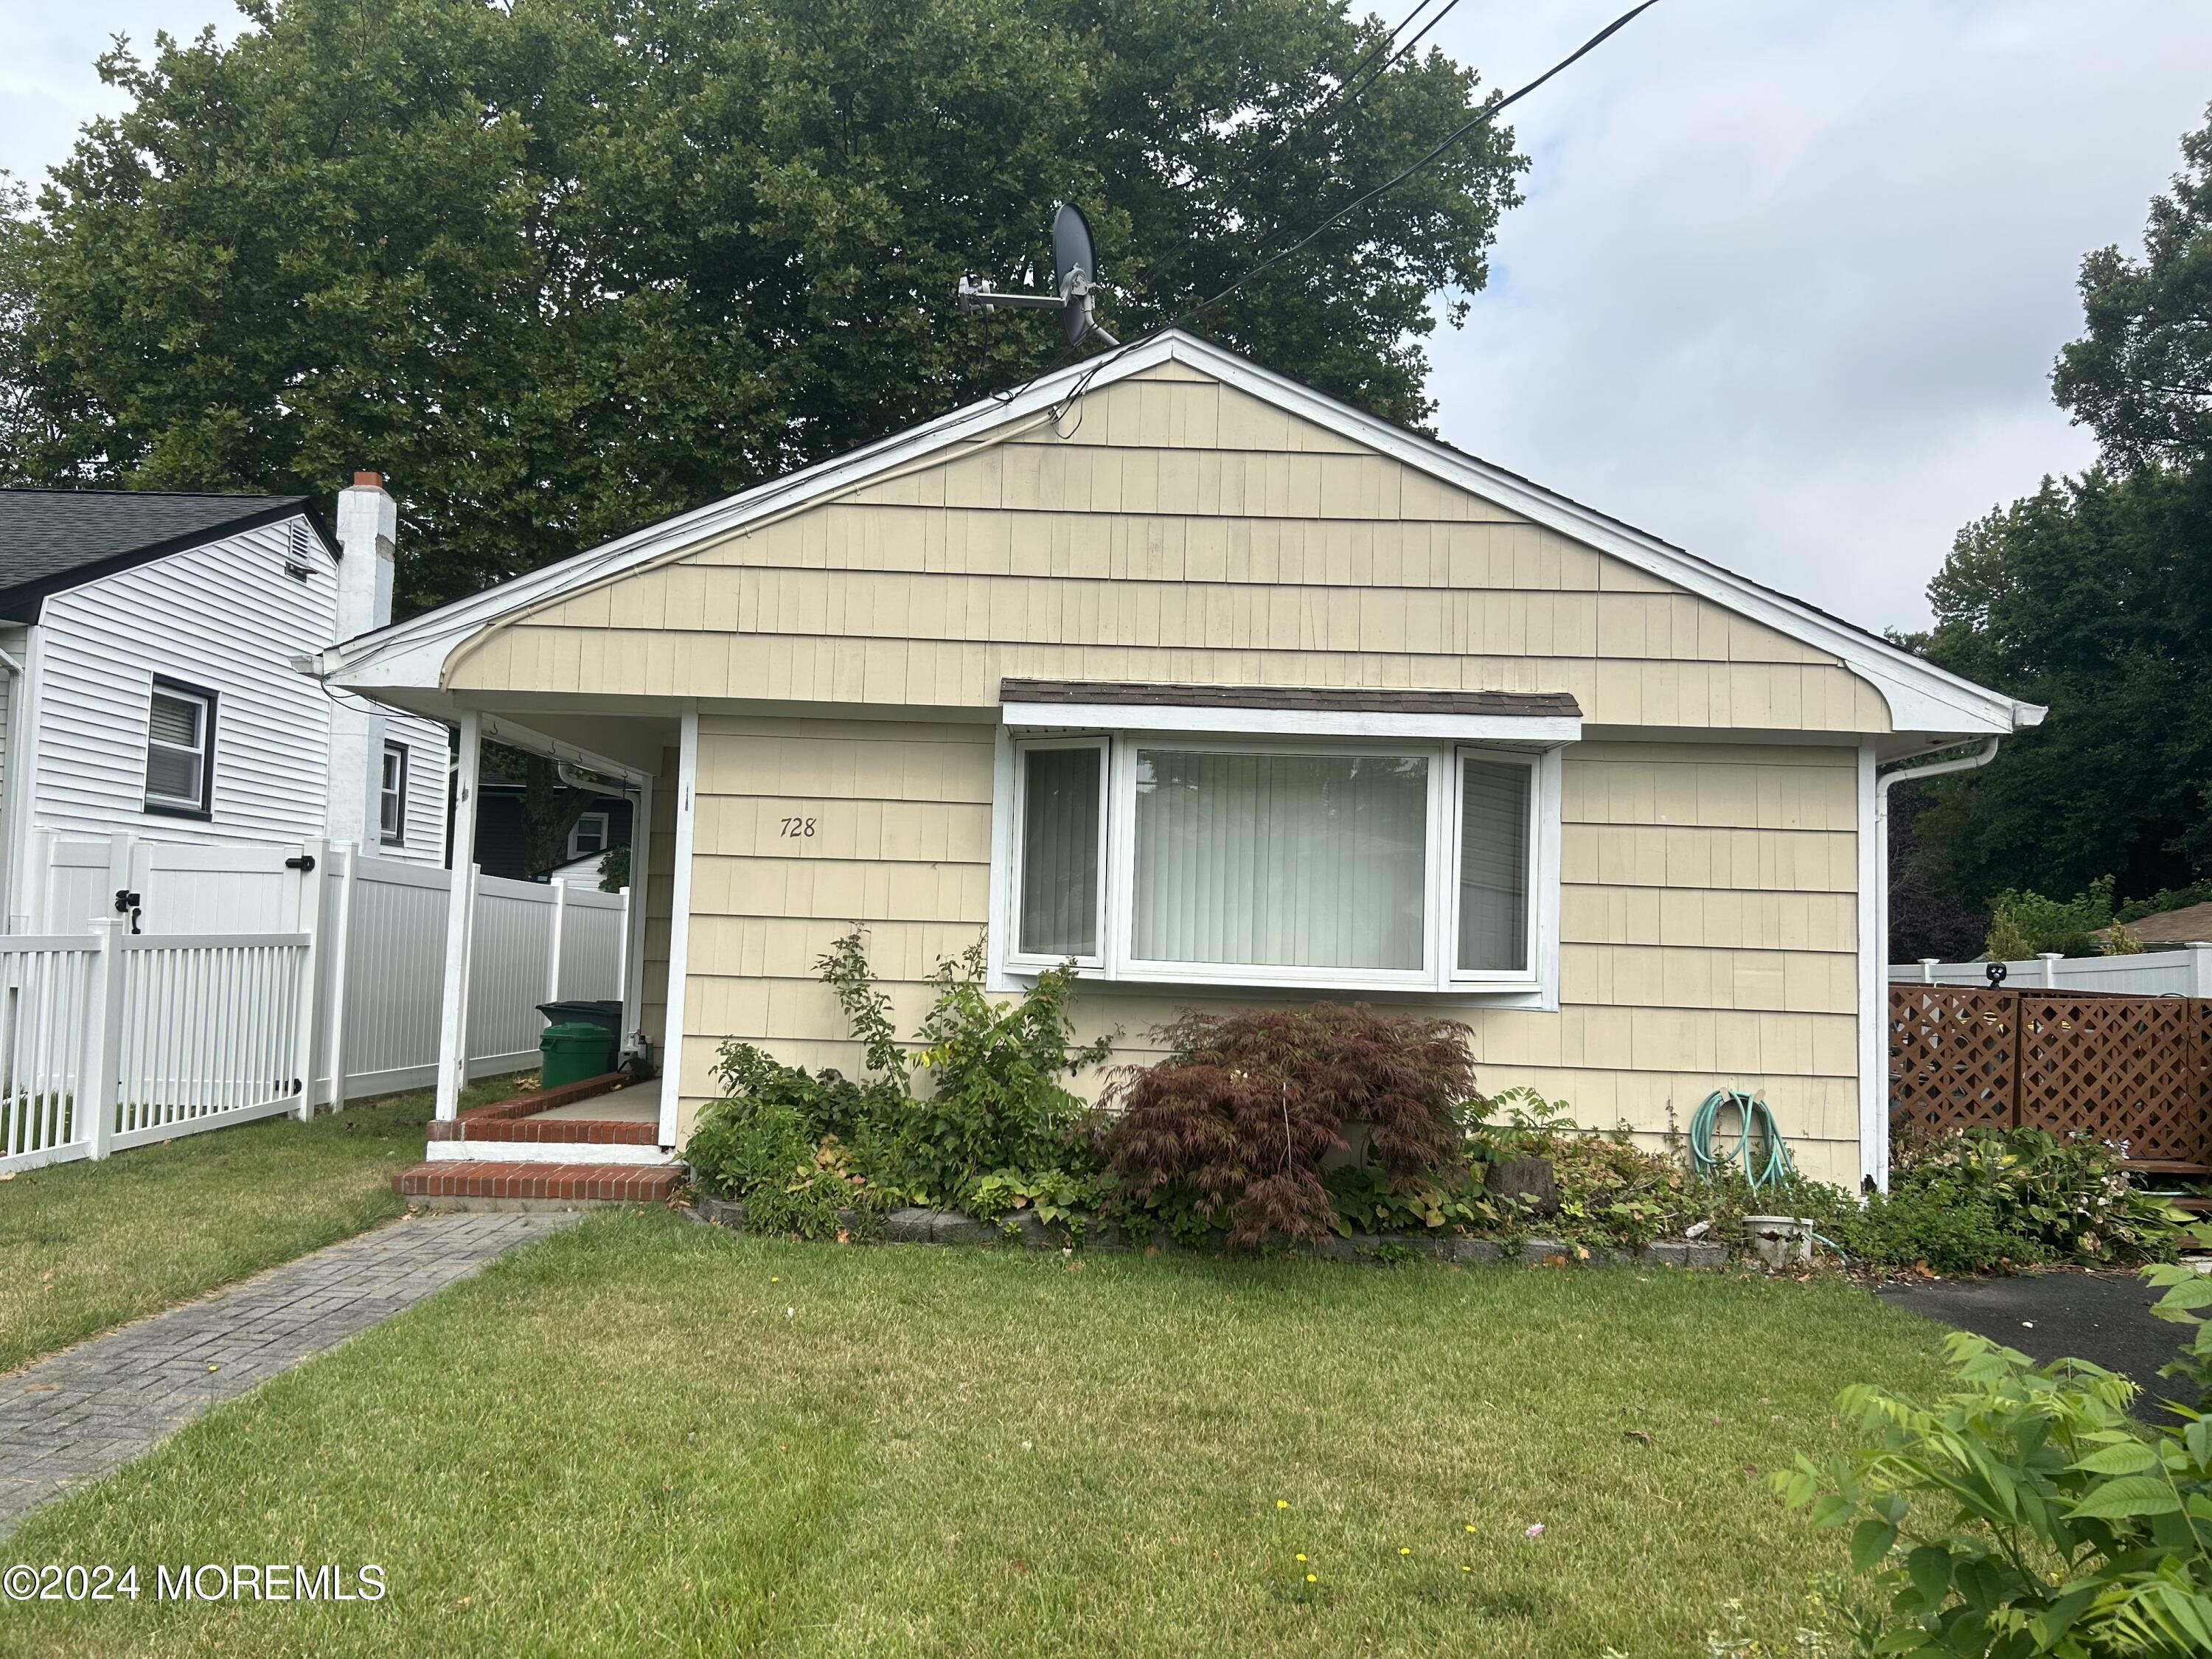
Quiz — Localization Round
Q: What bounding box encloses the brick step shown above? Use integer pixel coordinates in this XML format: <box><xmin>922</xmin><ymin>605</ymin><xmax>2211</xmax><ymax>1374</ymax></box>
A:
<box><xmin>394</xmin><ymin>1161</ymin><xmax>683</xmax><ymax>1206</ymax></box>
<box><xmin>427</xmin><ymin>1116</ymin><xmax>658</xmax><ymax>1146</ymax></box>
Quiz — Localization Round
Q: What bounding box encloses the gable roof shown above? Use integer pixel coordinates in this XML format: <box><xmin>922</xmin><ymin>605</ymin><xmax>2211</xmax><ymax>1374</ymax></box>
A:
<box><xmin>319</xmin><ymin>329</ymin><xmax>2043</xmax><ymax>737</ymax></box>
<box><xmin>0</xmin><ymin>489</ymin><xmax>330</xmax><ymax>622</ymax></box>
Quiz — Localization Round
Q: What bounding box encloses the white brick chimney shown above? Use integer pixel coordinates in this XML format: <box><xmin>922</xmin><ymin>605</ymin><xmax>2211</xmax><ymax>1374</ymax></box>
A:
<box><xmin>326</xmin><ymin>472</ymin><xmax>399</xmax><ymax>850</ymax></box>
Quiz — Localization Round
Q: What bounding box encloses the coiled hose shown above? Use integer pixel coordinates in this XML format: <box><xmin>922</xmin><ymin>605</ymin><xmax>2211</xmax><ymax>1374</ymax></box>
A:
<box><xmin>1688</xmin><ymin>1088</ymin><xmax>1796</xmax><ymax>1194</ymax></box>
<box><xmin>1688</xmin><ymin>1089</ymin><xmax>1848</xmax><ymax>1263</ymax></box>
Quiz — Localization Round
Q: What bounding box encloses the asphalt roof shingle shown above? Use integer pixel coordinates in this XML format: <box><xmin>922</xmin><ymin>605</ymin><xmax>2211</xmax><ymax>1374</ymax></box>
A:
<box><xmin>0</xmin><ymin>489</ymin><xmax>314</xmax><ymax>605</ymax></box>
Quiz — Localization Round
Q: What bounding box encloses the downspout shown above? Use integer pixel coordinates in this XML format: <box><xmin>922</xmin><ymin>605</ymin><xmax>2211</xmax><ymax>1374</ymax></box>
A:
<box><xmin>0</xmin><ymin>644</ymin><xmax>24</xmax><ymax>933</ymax></box>
<box><xmin>1869</xmin><ymin>736</ymin><xmax>2002</xmax><ymax>1190</ymax></box>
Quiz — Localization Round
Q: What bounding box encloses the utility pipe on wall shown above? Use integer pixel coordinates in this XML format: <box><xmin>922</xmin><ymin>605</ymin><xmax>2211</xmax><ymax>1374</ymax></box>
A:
<box><xmin>1870</xmin><ymin>736</ymin><xmax>2002</xmax><ymax>1190</ymax></box>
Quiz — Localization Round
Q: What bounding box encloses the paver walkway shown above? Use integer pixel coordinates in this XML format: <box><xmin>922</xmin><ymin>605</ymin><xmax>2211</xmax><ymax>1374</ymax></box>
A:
<box><xmin>0</xmin><ymin>1211</ymin><xmax>578</xmax><ymax>1534</ymax></box>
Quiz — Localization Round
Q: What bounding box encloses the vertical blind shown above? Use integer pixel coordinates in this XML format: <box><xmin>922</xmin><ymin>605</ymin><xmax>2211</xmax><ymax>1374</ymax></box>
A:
<box><xmin>1018</xmin><ymin>745</ymin><xmax>1103</xmax><ymax>956</ymax></box>
<box><xmin>1130</xmin><ymin>749</ymin><xmax>1428</xmax><ymax>970</ymax></box>
<box><xmin>1457</xmin><ymin>758</ymin><xmax>1530</xmax><ymax>972</ymax></box>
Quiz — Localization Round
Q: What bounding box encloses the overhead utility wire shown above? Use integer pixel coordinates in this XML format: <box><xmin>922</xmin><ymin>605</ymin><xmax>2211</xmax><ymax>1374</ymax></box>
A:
<box><xmin>1332</xmin><ymin>0</ymin><xmax>1470</xmax><ymax>114</ymax></box>
<box><xmin>1043</xmin><ymin>0</ymin><xmax>1663</xmax><ymax>422</ymax></box>
<box><xmin>1181</xmin><ymin>0</ymin><xmax>1662</xmax><ymax>327</ymax></box>
<box><xmin>1313</xmin><ymin>0</ymin><xmax>1450</xmax><ymax>118</ymax></box>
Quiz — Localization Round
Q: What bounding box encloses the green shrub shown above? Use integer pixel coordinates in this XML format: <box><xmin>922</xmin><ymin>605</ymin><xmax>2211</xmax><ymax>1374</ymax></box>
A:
<box><xmin>1983</xmin><ymin>876</ymin><xmax>2121</xmax><ymax>959</ymax></box>
<box><xmin>684</xmin><ymin>931</ymin><xmax>1113</xmax><ymax>1221</ymax></box>
<box><xmin>1778</xmin><ymin>1266</ymin><xmax>2212</xmax><ymax>1656</ymax></box>
<box><xmin>1828</xmin><ymin>1185</ymin><xmax>2034</xmax><ymax>1276</ymax></box>
<box><xmin>893</xmin><ymin>939</ymin><xmax>1112</xmax><ymax>1209</ymax></box>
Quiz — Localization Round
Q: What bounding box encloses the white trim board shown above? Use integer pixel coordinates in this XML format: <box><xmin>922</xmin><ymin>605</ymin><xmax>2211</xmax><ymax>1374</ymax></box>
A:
<box><xmin>315</xmin><ymin>330</ymin><xmax>2040</xmax><ymax>740</ymax></box>
<box><xmin>1006</xmin><ymin>703</ymin><xmax>1582</xmax><ymax>745</ymax></box>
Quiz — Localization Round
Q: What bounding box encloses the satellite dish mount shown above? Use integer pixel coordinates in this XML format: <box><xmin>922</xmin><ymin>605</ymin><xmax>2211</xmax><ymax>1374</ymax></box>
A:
<box><xmin>958</xmin><ymin>202</ymin><xmax>1118</xmax><ymax>347</ymax></box>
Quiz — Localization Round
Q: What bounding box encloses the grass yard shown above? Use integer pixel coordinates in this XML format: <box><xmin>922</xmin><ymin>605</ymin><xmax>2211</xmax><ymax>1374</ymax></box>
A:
<box><xmin>6</xmin><ymin>1211</ymin><xmax>1957</xmax><ymax>1657</ymax></box>
<box><xmin>0</xmin><ymin>1074</ymin><xmax>524</xmax><ymax>1374</ymax></box>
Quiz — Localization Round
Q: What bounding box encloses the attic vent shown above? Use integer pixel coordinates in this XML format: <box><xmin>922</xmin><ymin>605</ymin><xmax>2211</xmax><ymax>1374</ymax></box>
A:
<box><xmin>287</xmin><ymin>518</ymin><xmax>313</xmax><ymax>563</ymax></box>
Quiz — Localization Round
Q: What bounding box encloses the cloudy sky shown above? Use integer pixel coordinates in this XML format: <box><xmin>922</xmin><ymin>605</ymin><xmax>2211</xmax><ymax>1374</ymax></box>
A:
<box><xmin>5</xmin><ymin>1</ymin><xmax>2208</xmax><ymax>634</ymax></box>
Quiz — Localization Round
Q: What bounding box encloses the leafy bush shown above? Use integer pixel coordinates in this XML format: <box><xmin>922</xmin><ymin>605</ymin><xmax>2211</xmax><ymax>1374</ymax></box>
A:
<box><xmin>684</xmin><ymin>930</ymin><xmax>1113</xmax><ymax>1222</ymax></box>
<box><xmin>894</xmin><ymin>940</ymin><xmax>1112</xmax><ymax>1208</ymax></box>
<box><xmin>1983</xmin><ymin>876</ymin><xmax>2121</xmax><ymax>959</ymax></box>
<box><xmin>1101</xmin><ymin>1004</ymin><xmax>1478</xmax><ymax>1247</ymax></box>
<box><xmin>1794</xmin><ymin>1127</ymin><xmax>2181</xmax><ymax>1274</ymax></box>
<box><xmin>1779</xmin><ymin>1266</ymin><xmax>2212</xmax><ymax>1656</ymax></box>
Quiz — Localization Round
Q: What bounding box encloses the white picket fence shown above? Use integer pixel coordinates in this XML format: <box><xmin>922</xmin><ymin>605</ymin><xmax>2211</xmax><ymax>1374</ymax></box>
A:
<box><xmin>1891</xmin><ymin>943</ymin><xmax>2212</xmax><ymax>998</ymax></box>
<box><xmin>0</xmin><ymin>836</ymin><xmax>628</xmax><ymax>1175</ymax></box>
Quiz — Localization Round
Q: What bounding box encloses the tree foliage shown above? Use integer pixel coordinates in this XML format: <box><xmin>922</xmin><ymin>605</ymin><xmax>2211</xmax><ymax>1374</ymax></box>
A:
<box><xmin>1902</xmin><ymin>108</ymin><xmax>2212</xmax><ymax>916</ymax></box>
<box><xmin>2054</xmin><ymin>102</ymin><xmax>2212</xmax><ymax>467</ymax></box>
<box><xmin>1905</xmin><ymin>464</ymin><xmax>2212</xmax><ymax>908</ymax></box>
<box><xmin>0</xmin><ymin>0</ymin><xmax>1524</xmax><ymax>613</ymax></box>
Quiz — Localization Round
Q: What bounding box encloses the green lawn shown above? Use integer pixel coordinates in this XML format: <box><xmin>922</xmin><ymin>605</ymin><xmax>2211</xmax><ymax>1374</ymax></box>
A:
<box><xmin>6</xmin><ymin>1212</ymin><xmax>1957</xmax><ymax>1657</ymax></box>
<box><xmin>0</xmin><ymin>1074</ymin><xmax>524</xmax><ymax>1374</ymax></box>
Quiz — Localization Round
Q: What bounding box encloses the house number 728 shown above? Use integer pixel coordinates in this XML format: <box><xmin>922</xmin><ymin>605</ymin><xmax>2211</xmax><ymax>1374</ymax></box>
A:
<box><xmin>779</xmin><ymin>816</ymin><xmax>817</xmax><ymax>838</ymax></box>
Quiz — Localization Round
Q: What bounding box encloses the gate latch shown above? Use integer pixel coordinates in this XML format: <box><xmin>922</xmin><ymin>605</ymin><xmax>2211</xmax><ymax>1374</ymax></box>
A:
<box><xmin>114</xmin><ymin>888</ymin><xmax>143</xmax><ymax>935</ymax></box>
<box><xmin>285</xmin><ymin>855</ymin><xmax>316</xmax><ymax>874</ymax></box>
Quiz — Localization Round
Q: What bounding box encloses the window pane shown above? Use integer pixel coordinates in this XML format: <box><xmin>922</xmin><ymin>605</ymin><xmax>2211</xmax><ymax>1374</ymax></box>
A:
<box><xmin>149</xmin><ymin>692</ymin><xmax>200</xmax><ymax>749</ymax></box>
<box><xmin>147</xmin><ymin>745</ymin><xmax>201</xmax><ymax>804</ymax></box>
<box><xmin>1458</xmin><ymin>758</ymin><xmax>1530</xmax><ymax>972</ymax></box>
<box><xmin>382</xmin><ymin>748</ymin><xmax>401</xmax><ymax>790</ymax></box>
<box><xmin>1132</xmin><ymin>749</ymin><xmax>1427</xmax><ymax>971</ymax></box>
<box><xmin>1018</xmin><ymin>747</ymin><xmax>1102</xmax><ymax>957</ymax></box>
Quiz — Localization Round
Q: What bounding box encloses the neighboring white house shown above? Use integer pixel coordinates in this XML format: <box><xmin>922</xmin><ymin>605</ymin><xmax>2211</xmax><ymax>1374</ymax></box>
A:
<box><xmin>0</xmin><ymin>475</ymin><xmax>450</xmax><ymax>931</ymax></box>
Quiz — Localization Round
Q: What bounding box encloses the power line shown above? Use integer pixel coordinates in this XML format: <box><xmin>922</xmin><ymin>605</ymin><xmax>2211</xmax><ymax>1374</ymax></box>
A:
<box><xmin>1331</xmin><ymin>0</ymin><xmax>1470</xmax><ymax>117</ymax></box>
<box><xmin>1314</xmin><ymin>0</ymin><xmax>1448</xmax><ymax>119</ymax></box>
<box><xmin>1181</xmin><ymin>0</ymin><xmax>1663</xmax><ymax>328</ymax></box>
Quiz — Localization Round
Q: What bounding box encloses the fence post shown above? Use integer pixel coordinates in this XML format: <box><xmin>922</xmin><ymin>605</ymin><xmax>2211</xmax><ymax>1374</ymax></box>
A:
<box><xmin>80</xmin><ymin>918</ymin><xmax>125</xmax><ymax>1161</ymax></box>
<box><xmin>105</xmin><ymin>831</ymin><xmax>136</xmax><ymax>931</ymax></box>
<box><xmin>287</xmin><ymin>839</ymin><xmax>327</xmax><ymax>1121</ymax></box>
<box><xmin>325</xmin><ymin>843</ymin><xmax>360</xmax><ymax>1116</ymax></box>
<box><xmin>2190</xmin><ymin>941</ymin><xmax>2212</xmax><ymax>1000</ymax></box>
<box><xmin>2038</xmin><ymin>951</ymin><xmax>2061</xmax><ymax>989</ymax></box>
<box><xmin>546</xmin><ymin>876</ymin><xmax>568</xmax><ymax>1006</ymax></box>
<box><xmin>1920</xmin><ymin>958</ymin><xmax>1937</xmax><ymax>984</ymax></box>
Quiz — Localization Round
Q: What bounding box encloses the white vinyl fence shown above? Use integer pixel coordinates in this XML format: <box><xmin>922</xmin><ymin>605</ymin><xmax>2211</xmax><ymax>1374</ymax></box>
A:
<box><xmin>0</xmin><ymin>835</ymin><xmax>629</xmax><ymax>1175</ymax></box>
<box><xmin>1891</xmin><ymin>943</ymin><xmax>2212</xmax><ymax>998</ymax></box>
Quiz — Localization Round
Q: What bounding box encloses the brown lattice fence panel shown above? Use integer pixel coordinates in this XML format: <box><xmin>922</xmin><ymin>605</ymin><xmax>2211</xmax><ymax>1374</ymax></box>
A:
<box><xmin>1888</xmin><ymin>986</ymin><xmax>2017</xmax><ymax>1134</ymax></box>
<box><xmin>1888</xmin><ymin>985</ymin><xmax>2212</xmax><ymax>1165</ymax></box>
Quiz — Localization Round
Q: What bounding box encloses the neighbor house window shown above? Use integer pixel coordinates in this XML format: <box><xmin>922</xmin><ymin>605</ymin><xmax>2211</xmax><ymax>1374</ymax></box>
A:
<box><xmin>1004</xmin><ymin>733</ymin><xmax>1550</xmax><ymax>992</ymax></box>
<box><xmin>380</xmin><ymin>742</ymin><xmax>408</xmax><ymax>846</ymax></box>
<box><xmin>144</xmin><ymin>680</ymin><xmax>215</xmax><ymax>816</ymax></box>
<box><xmin>568</xmin><ymin>812</ymin><xmax>610</xmax><ymax>860</ymax></box>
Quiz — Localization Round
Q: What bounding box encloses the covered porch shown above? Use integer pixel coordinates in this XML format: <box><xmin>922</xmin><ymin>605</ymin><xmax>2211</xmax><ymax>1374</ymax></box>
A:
<box><xmin>375</xmin><ymin>687</ymin><xmax>703</xmax><ymax>1202</ymax></box>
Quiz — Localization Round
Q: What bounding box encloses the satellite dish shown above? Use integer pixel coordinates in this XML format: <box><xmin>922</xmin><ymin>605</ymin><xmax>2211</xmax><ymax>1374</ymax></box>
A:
<box><xmin>956</xmin><ymin>202</ymin><xmax>1117</xmax><ymax>348</ymax></box>
<box><xmin>1051</xmin><ymin>202</ymin><xmax>1098</xmax><ymax>347</ymax></box>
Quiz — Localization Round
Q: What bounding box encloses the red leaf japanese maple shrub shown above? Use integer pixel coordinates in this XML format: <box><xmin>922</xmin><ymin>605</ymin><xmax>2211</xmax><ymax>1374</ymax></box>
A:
<box><xmin>1099</xmin><ymin>1004</ymin><xmax>1478</xmax><ymax>1247</ymax></box>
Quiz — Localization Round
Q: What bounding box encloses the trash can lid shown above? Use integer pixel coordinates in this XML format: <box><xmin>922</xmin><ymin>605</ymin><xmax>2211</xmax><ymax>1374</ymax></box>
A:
<box><xmin>536</xmin><ymin>998</ymin><xmax>624</xmax><ymax>1023</ymax></box>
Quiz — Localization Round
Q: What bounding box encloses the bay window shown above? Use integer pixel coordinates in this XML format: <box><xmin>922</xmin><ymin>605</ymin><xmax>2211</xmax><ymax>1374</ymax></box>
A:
<box><xmin>1002</xmin><ymin>724</ymin><xmax>1559</xmax><ymax>997</ymax></box>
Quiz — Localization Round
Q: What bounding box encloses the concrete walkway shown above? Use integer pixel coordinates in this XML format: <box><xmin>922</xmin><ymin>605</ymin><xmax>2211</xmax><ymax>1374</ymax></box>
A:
<box><xmin>0</xmin><ymin>1211</ymin><xmax>578</xmax><ymax>1534</ymax></box>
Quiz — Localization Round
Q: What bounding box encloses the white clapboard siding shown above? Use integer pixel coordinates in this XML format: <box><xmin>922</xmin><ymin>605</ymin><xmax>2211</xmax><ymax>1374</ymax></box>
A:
<box><xmin>24</xmin><ymin>516</ymin><xmax>448</xmax><ymax>859</ymax></box>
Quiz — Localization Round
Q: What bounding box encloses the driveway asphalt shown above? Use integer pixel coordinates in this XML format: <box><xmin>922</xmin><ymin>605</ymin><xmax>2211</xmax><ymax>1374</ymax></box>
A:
<box><xmin>1877</xmin><ymin>1270</ymin><xmax>2199</xmax><ymax>1417</ymax></box>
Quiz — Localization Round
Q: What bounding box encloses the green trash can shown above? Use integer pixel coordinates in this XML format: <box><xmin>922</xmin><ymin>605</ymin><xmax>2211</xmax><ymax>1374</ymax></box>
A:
<box><xmin>540</xmin><ymin>1020</ymin><xmax>616</xmax><ymax>1088</ymax></box>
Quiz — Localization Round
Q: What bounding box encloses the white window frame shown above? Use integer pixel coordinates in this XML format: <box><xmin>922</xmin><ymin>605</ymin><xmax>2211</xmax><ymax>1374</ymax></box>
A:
<box><xmin>143</xmin><ymin>680</ymin><xmax>215</xmax><ymax>816</ymax></box>
<box><xmin>1004</xmin><ymin>735</ymin><xmax>1110</xmax><ymax>973</ymax></box>
<box><xmin>380</xmin><ymin>742</ymin><xmax>408</xmax><ymax>846</ymax></box>
<box><xmin>990</xmin><ymin>724</ymin><xmax>1565</xmax><ymax>1006</ymax></box>
<box><xmin>568</xmin><ymin>810</ymin><xmax>611</xmax><ymax>860</ymax></box>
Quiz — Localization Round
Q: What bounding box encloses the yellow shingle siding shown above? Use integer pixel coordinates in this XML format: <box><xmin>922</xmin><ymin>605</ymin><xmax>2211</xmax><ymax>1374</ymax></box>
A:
<box><xmin>446</xmin><ymin>369</ymin><xmax>1893</xmax><ymax>735</ymax></box>
<box><xmin>668</xmin><ymin>718</ymin><xmax>1863</xmax><ymax>1186</ymax></box>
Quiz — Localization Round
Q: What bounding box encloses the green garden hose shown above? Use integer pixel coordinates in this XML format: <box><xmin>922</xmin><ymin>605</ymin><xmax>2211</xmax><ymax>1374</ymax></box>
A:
<box><xmin>1688</xmin><ymin>1088</ymin><xmax>1798</xmax><ymax>1197</ymax></box>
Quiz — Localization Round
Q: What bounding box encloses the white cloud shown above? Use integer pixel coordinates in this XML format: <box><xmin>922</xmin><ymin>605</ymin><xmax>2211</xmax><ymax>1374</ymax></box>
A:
<box><xmin>1425</xmin><ymin>0</ymin><xmax>2212</xmax><ymax>631</ymax></box>
<box><xmin>6</xmin><ymin>2</ymin><xmax>2207</xmax><ymax>636</ymax></box>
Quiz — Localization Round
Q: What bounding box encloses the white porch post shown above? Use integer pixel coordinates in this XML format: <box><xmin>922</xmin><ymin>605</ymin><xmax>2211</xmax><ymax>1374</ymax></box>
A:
<box><xmin>436</xmin><ymin>712</ymin><xmax>482</xmax><ymax>1120</ymax></box>
<box><xmin>658</xmin><ymin>711</ymin><xmax>699</xmax><ymax>1150</ymax></box>
<box><xmin>546</xmin><ymin>876</ymin><xmax>568</xmax><ymax>1004</ymax></box>
<box><xmin>621</xmin><ymin>774</ymin><xmax>652</xmax><ymax>1048</ymax></box>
